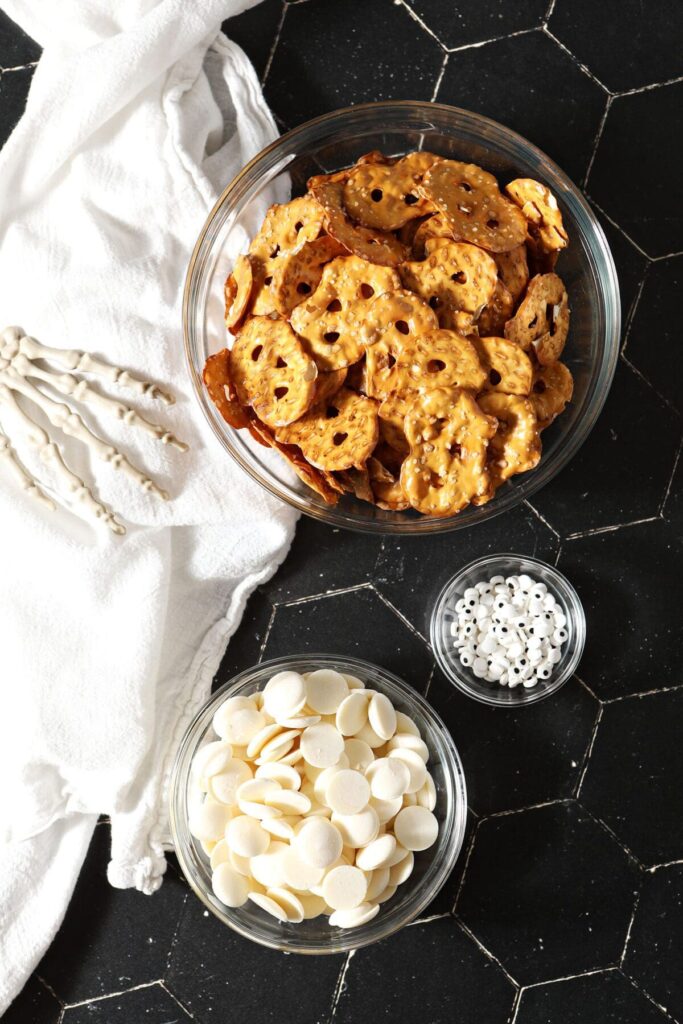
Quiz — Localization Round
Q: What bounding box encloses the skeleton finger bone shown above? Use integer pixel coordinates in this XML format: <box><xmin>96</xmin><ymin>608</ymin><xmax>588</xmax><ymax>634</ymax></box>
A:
<box><xmin>0</xmin><ymin>426</ymin><xmax>55</xmax><ymax>511</ymax></box>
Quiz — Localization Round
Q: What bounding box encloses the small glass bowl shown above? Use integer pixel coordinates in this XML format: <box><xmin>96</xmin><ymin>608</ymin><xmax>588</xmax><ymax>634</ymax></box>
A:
<box><xmin>431</xmin><ymin>554</ymin><xmax>586</xmax><ymax>707</ymax></box>
<box><xmin>169</xmin><ymin>654</ymin><xmax>467</xmax><ymax>954</ymax></box>
<box><xmin>183</xmin><ymin>100</ymin><xmax>620</xmax><ymax>535</ymax></box>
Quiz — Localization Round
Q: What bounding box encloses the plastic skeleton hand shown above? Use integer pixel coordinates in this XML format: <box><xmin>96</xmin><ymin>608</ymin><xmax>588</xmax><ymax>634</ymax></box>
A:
<box><xmin>0</xmin><ymin>326</ymin><xmax>188</xmax><ymax>535</ymax></box>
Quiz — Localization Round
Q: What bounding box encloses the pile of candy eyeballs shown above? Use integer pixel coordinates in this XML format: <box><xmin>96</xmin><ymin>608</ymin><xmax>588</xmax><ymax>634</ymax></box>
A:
<box><xmin>188</xmin><ymin>668</ymin><xmax>438</xmax><ymax>929</ymax></box>
<box><xmin>451</xmin><ymin>573</ymin><xmax>569</xmax><ymax>688</ymax></box>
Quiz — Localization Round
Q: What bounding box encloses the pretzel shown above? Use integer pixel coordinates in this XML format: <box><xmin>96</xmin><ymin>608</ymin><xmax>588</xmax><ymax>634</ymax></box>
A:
<box><xmin>368</xmin><ymin>456</ymin><xmax>409</xmax><ymax>510</ymax></box>
<box><xmin>478</xmin><ymin>392</ymin><xmax>541</xmax><ymax>488</ymax></box>
<box><xmin>399</xmin><ymin>239</ymin><xmax>498</xmax><ymax>317</ymax></box>
<box><xmin>335</xmin><ymin>466</ymin><xmax>374</xmax><ymax>503</ymax></box>
<box><xmin>438</xmin><ymin>308</ymin><xmax>478</xmax><ymax>336</ymax></box>
<box><xmin>290</xmin><ymin>255</ymin><xmax>401</xmax><ymax>371</ymax></box>
<box><xmin>476</xmin><ymin>279</ymin><xmax>515</xmax><ymax>337</ymax></box>
<box><xmin>401</xmin><ymin>388</ymin><xmax>497</xmax><ymax>515</ymax></box>
<box><xmin>378</xmin><ymin>390</ymin><xmax>413</xmax><ymax>455</ymax></box>
<box><xmin>473</xmin><ymin>336</ymin><xmax>534</xmax><ymax>396</ymax></box>
<box><xmin>249</xmin><ymin>197</ymin><xmax>325</xmax><ymax>314</ymax></box>
<box><xmin>230</xmin><ymin>317</ymin><xmax>318</xmax><ymax>428</ymax></box>
<box><xmin>505</xmin><ymin>178</ymin><xmax>568</xmax><ymax>253</ymax></box>
<box><xmin>271</xmin><ymin>235</ymin><xmax>346</xmax><ymax>317</ymax></box>
<box><xmin>224</xmin><ymin>255</ymin><xmax>254</xmax><ymax>333</ymax></box>
<box><xmin>361</xmin><ymin>290</ymin><xmax>439</xmax><ymax>398</ymax></box>
<box><xmin>203</xmin><ymin>349</ymin><xmax>250</xmax><ymax>430</ymax></box>
<box><xmin>312</xmin><ymin>366</ymin><xmax>348</xmax><ymax>406</ymax></box>
<box><xmin>504</xmin><ymin>273</ymin><xmax>569</xmax><ymax>365</ymax></box>
<box><xmin>309</xmin><ymin>179</ymin><xmax>407</xmax><ymax>267</ymax></box>
<box><xmin>275</xmin><ymin>387</ymin><xmax>379</xmax><ymax>472</ymax></box>
<box><xmin>411</xmin><ymin>213</ymin><xmax>453</xmax><ymax>258</ymax></box>
<box><xmin>421</xmin><ymin>159</ymin><xmax>527</xmax><ymax>253</ymax></box>
<box><xmin>394</xmin><ymin>328</ymin><xmax>486</xmax><ymax>393</ymax></box>
<box><xmin>342</xmin><ymin>151</ymin><xmax>437</xmax><ymax>231</ymax></box>
<box><xmin>345</xmin><ymin>357</ymin><xmax>366</xmax><ymax>393</ymax></box>
<box><xmin>247</xmin><ymin>416</ymin><xmax>340</xmax><ymax>505</ymax></box>
<box><xmin>530</xmin><ymin>361</ymin><xmax>574</xmax><ymax>429</ymax></box>
<box><xmin>494</xmin><ymin>244</ymin><xmax>529</xmax><ymax>303</ymax></box>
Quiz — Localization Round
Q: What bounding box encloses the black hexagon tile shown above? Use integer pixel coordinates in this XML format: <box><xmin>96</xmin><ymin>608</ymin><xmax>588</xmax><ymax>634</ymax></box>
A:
<box><xmin>0</xmin><ymin>66</ymin><xmax>34</xmax><ymax>148</ymax></box>
<box><xmin>548</xmin><ymin>0</ymin><xmax>683</xmax><ymax>93</ymax></box>
<box><xmin>261</xmin><ymin>516</ymin><xmax>383</xmax><ymax>605</ymax></box>
<box><xmin>428</xmin><ymin>672</ymin><xmax>598</xmax><ymax>816</ymax></box>
<box><xmin>626</xmin><ymin>255</ymin><xmax>683</xmax><ymax>409</ymax></box>
<box><xmin>417</xmin><ymin>808</ymin><xmax>477</xmax><ymax>919</ymax></box>
<box><xmin>262</xmin><ymin>587</ymin><xmax>433</xmax><ymax>691</ymax></box>
<box><xmin>436</xmin><ymin>30</ymin><xmax>606</xmax><ymax>184</ymax></box>
<box><xmin>223</xmin><ymin>0</ymin><xmax>283</xmax><ymax>82</ymax></box>
<box><xmin>581</xmin><ymin>688</ymin><xmax>683</xmax><ymax>865</ymax></box>
<box><xmin>624</xmin><ymin>864</ymin><xmax>683</xmax><ymax>1022</ymax></box>
<box><xmin>265</xmin><ymin>0</ymin><xmax>443</xmax><ymax>128</ymax></box>
<box><xmin>38</xmin><ymin>825</ymin><xmax>188</xmax><ymax>1004</ymax></box>
<box><xmin>595</xmin><ymin>210</ymin><xmax>648</xmax><ymax>326</ymax></box>
<box><xmin>374</xmin><ymin>504</ymin><xmax>559</xmax><ymax>638</ymax></box>
<box><xmin>3</xmin><ymin>976</ymin><xmax>60</xmax><ymax>1024</ymax></box>
<box><xmin>335</xmin><ymin>917</ymin><xmax>515</xmax><ymax>1024</ymax></box>
<box><xmin>588</xmin><ymin>81</ymin><xmax>683</xmax><ymax>258</ymax></box>
<box><xmin>62</xmin><ymin>983</ymin><xmax>191</xmax><ymax>1023</ymax></box>
<box><xmin>516</xmin><ymin>968</ymin><xmax>668</xmax><ymax>1024</ymax></box>
<box><xmin>403</xmin><ymin>0</ymin><xmax>546</xmax><ymax>51</ymax></box>
<box><xmin>0</xmin><ymin>9</ymin><xmax>41</xmax><ymax>66</ymax></box>
<box><xmin>531</xmin><ymin>361</ymin><xmax>679</xmax><ymax>537</ymax></box>
<box><xmin>457</xmin><ymin>802</ymin><xmax>640</xmax><ymax>985</ymax></box>
<box><xmin>558</xmin><ymin>521</ymin><xmax>681</xmax><ymax>700</ymax></box>
<box><xmin>166</xmin><ymin>895</ymin><xmax>343</xmax><ymax>1022</ymax></box>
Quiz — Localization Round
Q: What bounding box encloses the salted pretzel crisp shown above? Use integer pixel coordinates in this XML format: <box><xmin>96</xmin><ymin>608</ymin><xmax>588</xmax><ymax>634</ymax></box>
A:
<box><xmin>478</xmin><ymin>392</ymin><xmax>541</xmax><ymax>487</ymax></box>
<box><xmin>230</xmin><ymin>317</ymin><xmax>317</xmax><ymax>428</ymax></box>
<box><xmin>309</xmin><ymin>179</ymin><xmax>407</xmax><ymax>267</ymax></box>
<box><xmin>343</xmin><ymin>151</ymin><xmax>437</xmax><ymax>231</ymax></box>
<box><xmin>506</xmin><ymin>178</ymin><xmax>569</xmax><ymax>253</ymax></box>
<box><xmin>224</xmin><ymin>254</ymin><xmax>254</xmax><ymax>333</ymax></box>
<box><xmin>276</xmin><ymin>387</ymin><xmax>379</xmax><ymax>472</ymax></box>
<box><xmin>394</xmin><ymin>329</ymin><xmax>486</xmax><ymax>393</ymax></box>
<box><xmin>361</xmin><ymin>290</ymin><xmax>439</xmax><ymax>398</ymax></box>
<box><xmin>473</xmin><ymin>336</ymin><xmax>534</xmax><ymax>396</ymax></box>
<box><xmin>530</xmin><ymin>361</ymin><xmax>574</xmax><ymax>429</ymax></box>
<box><xmin>249</xmin><ymin>197</ymin><xmax>325</xmax><ymax>315</ymax></box>
<box><xmin>399</xmin><ymin>239</ymin><xmax>498</xmax><ymax>318</ymax></box>
<box><xmin>504</xmin><ymin>272</ymin><xmax>570</xmax><ymax>365</ymax></box>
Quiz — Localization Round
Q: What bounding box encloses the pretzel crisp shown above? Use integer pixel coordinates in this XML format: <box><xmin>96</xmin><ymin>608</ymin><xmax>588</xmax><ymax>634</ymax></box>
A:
<box><xmin>310</xmin><ymin>179</ymin><xmax>407</xmax><ymax>267</ymax></box>
<box><xmin>203</xmin><ymin>349</ymin><xmax>250</xmax><ymax>430</ymax></box>
<box><xmin>493</xmin><ymin>244</ymin><xmax>529</xmax><ymax>304</ymax></box>
<box><xmin>505</xmin><ymin>178</ymin><xmax>568</xmax><ymax>253</ymax></box>
<box><xmin>361</xmin><ymin>290</ymin><xmax>439</xmax><ymax>398</ymax></box>
<box><xmin>312</xmin><ymin>367</ymin><xmax>348</xmax><ymax>406</ymax></box>
<box><xmin>400</xmin><ymin>239</ymin><xmax>498</xmax><ymax>320</ymax></box>
<box><xmin>276</xmin><ymin>387</ymin><xmax>379</xmax><ymax>472</ymax></box>
<box><xmin>394</xmin><ymin>328</ymin><xmax>486</xmax><ymax>393</ymax></box>
<box><xmin>290</xmin><ymin>255</ymin><xmax>401</xmax><ymax>371</ymax></box>
<box><xmin>378</xmin><ymin>390</ymin><xmax>413</xmax><ymax>455</ymax></box>
<box><xmin>342</xmin><ymin>151</ymin><xmax>437</xmax><ymax>231</ymax></box>
<box><xmin>504</xmin><ymin>272</ymin><xmax>570</xmax><ymax>365</ymax></box>
<box><xmin>473</xmin><ymin>336</ymin><xmax>534</xmax><ymax>396</ymax></box>
<box><xmin>401</xmin><ymin>388</ymin><xmax>497</xmax><ymax>515</ymax></box>
<box><xmin>224</xmin><ymin>254</ymin><xmax>254</xmax><ymax>333</ymax></box>
<box><xmin>247</xmin><ymin>416</ymin><xmax>340</xmax><ymax>505</ymax></box>
<box><xmin>271</xmin><ymin>235</ymin><xmax>346</xmax><ymax>317</ymax></box>
<box><xmin>478</xmin><ymin>392</ymin><xmax>541</xmax><ymax>487</ymax></box>
<box><xmin>530</xmin><ymin>361</ymin><xmax>574</xmax><ymax>429</ymax></box>
<box><xmin>230</xmin><ymin>317</ymin><xmax>318</xmax><ymax>428</ymax></box>
<box><xmin>368</xmin><ymin>456</ymin><xmax>409</xmax><ymax>510</ymax></box>
<box><xmin>477</xmin><ymin>279</ymin><xmax>515</xmax><ymax>337</ymax></box>
<box><xmin>248</xmin><ymin>197</ymin><xmax>325</xmax><ymax>314</ymax></box>
<box><xmin>411</xmin><ymin>213</ymin><xmax>454</xmax><ymax>258</ymax></box>
<box><xmin>421</xmin><ymin>160</ymin><xmax>527</xmax><ymax>254</ymax></box>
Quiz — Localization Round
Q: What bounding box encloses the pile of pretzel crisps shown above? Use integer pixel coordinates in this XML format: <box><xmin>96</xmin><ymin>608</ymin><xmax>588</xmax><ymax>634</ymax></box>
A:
<box><xmin>204</xmin><ymin>151</ymin><xmax>574</xmax><ymax>518</ymax></box>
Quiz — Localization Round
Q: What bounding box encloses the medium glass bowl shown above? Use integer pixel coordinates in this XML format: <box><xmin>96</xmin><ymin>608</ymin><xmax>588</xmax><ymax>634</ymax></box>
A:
<box><xmin>431</xmin><ymin>553</ymin><xmax>586</xmax><ymax>707</ymax></box>
<box><xmin>184</xmin><ymin>101</ymin><xmax>620</xmax><ymax>534</ymax></box>
<box><xmin>169</xmin><ymin>655</ymin><xmax>467</xmax><ymax>954</ymax></box>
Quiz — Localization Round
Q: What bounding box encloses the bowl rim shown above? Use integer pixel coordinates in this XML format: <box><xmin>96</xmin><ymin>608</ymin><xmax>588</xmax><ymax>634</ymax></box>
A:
<box><xmin>169</xmin><ymin>653</ymin><xmax>468</xmax><ymax>954</ymax></box>
<box><xmin>430</xmin><ymin>552</ymin><xmax>587</xmax><ymax>707</ymax></box>
<box><xmin>183</xmin><ymin>100</ymin><xmax>621</xmax><ymax>535</ymax></box>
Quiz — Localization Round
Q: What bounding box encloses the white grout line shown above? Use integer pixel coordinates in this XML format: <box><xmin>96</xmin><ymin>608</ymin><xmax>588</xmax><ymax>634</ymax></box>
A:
<box><xmin>616</xmin><ymin>72</ymin><xmax>683</xmax><ymax>97</ymax></box>
<box><xmin>542</xmin><ymin>26</ymin><xmax>611</xmax><ymax>92</ymax></box>
<box><xmin>63</xmin><ymin>978</ymin><xmax>163</xmax><ymax>1010</ymax></box>
<box><xmin>0</xmin><ymin>61</ymin><xmax>39</xmax><ymax>73</ymax></box>
<box><xmin>565</xmin><ymin>515</ymin><xmax>660</xmax><ymax>541</ymax></box>
<box><xmin>454</xmin><ymin>915</ymin><xmax>519</xmax><ymax>988</ymax></box>
<box><xmin>603</xmin><ymin>680</ymin><xmax>683</xmax><ymax>705</ymax></box>
<box><xmin>650</xmin><ymin>248</ymin><xmax>683</xmax><ymax>262</ymax></box>
<box><xmin>574</xmin><ymin>674</ymin><xmax>601</xmax><ymax>703</ymax></box>
<box><xmin>370</xmin><ymin>584</ymin><xmax>431</xmax><ymax>646</ymax></box>
<box><xmin>430</xmin><ymin>51</ymin><xmax>449</xmax><ymax>101</ymax></box>
<box><xmin>394</xmin><ymin>0</ymin><xmax>446</xmax><ymax>50</ymax></box>
<box><xmin>660</xmin><ymin>435</ymin><xmax>682</xmax><ymax>516</ymax></box>
<box><xmin>327</xmin><ymin>950</ymin><xmax>355</xmax><ymax>1023</ymax></box>
<box><xmin>257</xmin><ymin>601</ymin><xmax>279</xmax><ymax>662</ymax></box>
<box><xmin>620</xmin><ymin>271</ymin><xmax>648</xmax><ymax>356</ymax></box>
<box><xmin>544</xmin><ymin>0</ymin><xmax>557</xmax><ymax>22</ymax></box>
<box><xmin>423</xmin><ymin>663</ymin><xmax>436</xmax><ymax>698</ymax></box>
<box><xmin>522</xmin><ymin>964</ymin><xmax>620</xmax><ymax>991</ymax></box>
<box><xmin>523</xmin><ymin>498</ymin><xmax>561</xmax><ymax>539</ymax></box>
<box><xmin>486</xmin><ymin>797</ymin><xmax>572</xmax><ymax>820</ymax></box>
<box><xmin>408</xmin><ymin>910</ymin><xmax>451</xmax><ymax>927</ymax></box>
<box><xmin>553</xmin><ymin>543</ymin><xmax>562</xmax><ymax>567</ymax></box>
<box><xmin>508</xmin><ymin>987</ymin><xmax>523</xmax><ymax>1024</ymax></box>
<box><xmin>620</xmin><ymin>352</ymin><xmax>679</xmax><ymax>416</ymax></box>
<box><xmin>648</xmin><ymin>857</ymin><xmax>683</xmax><ymax>873</ymax></box>
<box><xmin>445</xmin><ymin>25</ymin><xmax>538</xmax><ymax>55</ymax></box>
<box><xmin>279</xmin><ymin>582</ymin><xmax>373</xmax><ymax>608</ymax></box>
<box><xmin>585</xmin><ymin>193</ymin><xmax>653</xmax><ymax>260</ymax></box>
<box><xmin>452</xmin><ymin>818</ymin><xmax>481</xmax><ymax>912</ymax></box>
<box><xmin>578</xmin><ymin>802</ymin><xmax>644</xmax><ymax>869</ymax></box>
<box><xmin>36</xmin><ymin>975</ymin><xmax>64</xmax><ymax>1007</ymax></box>
<box><xmin>160</xmin><ymin>979</ymin><xmax>197</xmax><ymax>1019</ymax></box>
<box><xmin>574</xmin><ymin>703</ymin><xmax>603</xmax><ymax>798</ymax></box>
<box><xmin>583</xmin><ymin>94</ymin><xmax>613</xmax><ymax>189</ymax></box>
<box><xmin>620</xmin><ymin>969</ymin><xmax>678</xmax><ymax>1021</ymax></box>
<box><xmin>620</xmin><ymin>884</ymin><xmax>641</xmax><ymax>966</ymax></box>
<box><xmin>261</xmin><ymin>0</ymin><xmax>288</xmax><ymax>86</ymax></box>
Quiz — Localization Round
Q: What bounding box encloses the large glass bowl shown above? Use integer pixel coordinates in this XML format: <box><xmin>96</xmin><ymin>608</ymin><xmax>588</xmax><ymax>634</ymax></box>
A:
<box><xmin>169</xmin><ymin>655</ymin><xmax>467</xmax><ymax>955</ymax></box>
<box><xmin>184</xmin><ymin>101</ymin><xmax>620</xmax><ymax>534</ymax></box>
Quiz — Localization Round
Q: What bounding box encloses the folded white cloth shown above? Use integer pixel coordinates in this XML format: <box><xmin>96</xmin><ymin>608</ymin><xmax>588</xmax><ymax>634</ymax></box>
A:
<box><xmin>0</xmin><ymin>0</ymin><xmax>297</xmax><ymax>1011</ymax></box>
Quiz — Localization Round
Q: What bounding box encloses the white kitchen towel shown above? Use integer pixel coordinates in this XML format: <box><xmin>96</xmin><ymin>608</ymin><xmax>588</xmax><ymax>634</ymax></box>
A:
<box><xmin>0</xmin><ymin>0</ymin><xmax>298</xmax><ymax>1011</ymax></box>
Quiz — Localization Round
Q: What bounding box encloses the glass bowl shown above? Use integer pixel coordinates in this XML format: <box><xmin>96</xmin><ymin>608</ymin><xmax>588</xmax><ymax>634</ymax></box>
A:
<box><xmin>169</xmin><ymin>654</ymin><xmax>467</xmax><ymax>954</ymax></box>
<box><xmin>183</xmin><ymin>101</ymin><xmax>620</xmax><ymax>534</ymax></box>
<box><xmin>431</xmin><ymin>553</ymin><xmax>586</xmax><ymax>707</ymax></box>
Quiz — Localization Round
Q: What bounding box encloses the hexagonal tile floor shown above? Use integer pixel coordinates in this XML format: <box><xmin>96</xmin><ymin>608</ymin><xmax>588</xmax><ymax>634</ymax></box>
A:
<box><xmin>2</xmin><ymin>2</ymin><xmax>681</xmax><ymax>1022</ymax></box>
